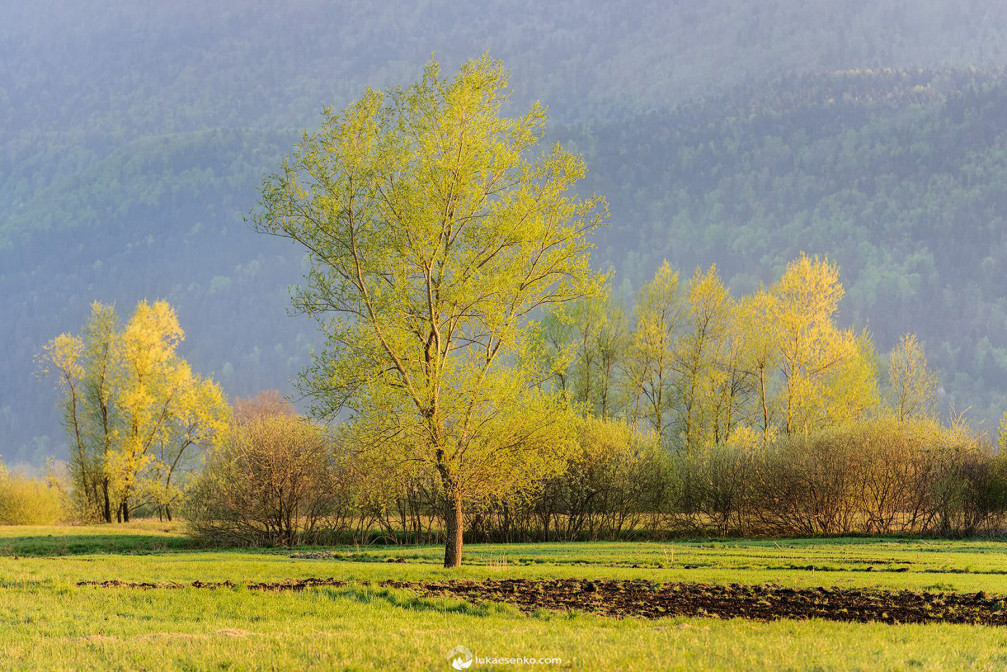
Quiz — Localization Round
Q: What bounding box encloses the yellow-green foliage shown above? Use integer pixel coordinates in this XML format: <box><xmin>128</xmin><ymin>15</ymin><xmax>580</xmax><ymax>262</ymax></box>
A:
<box><xmin>253</xmin><ymin>56</ymin><xmax>605</xmax><ymax>565</ymax></box>
<box><xmin>545</xmin><ymin>254</ymin><xmax>888</xmax><ymax>455</ymax></box>
<box><xmin>39</xmin><ymin>300</ymin><xmax>229</xmax><ymax>524</ymax></box>
<box><xmin>0</xmin><ymin>469</ymin><xmax>65</xmax><ymax>525</ymax></box>
<box><xmin>888</xmin><ymin>332</ymin><xmax>940</xmax><ymax>421</ymax></box>
<box><xmin>547</xmin><ymin>417</ymin><xmax>667</xmax><ymax>536</ymax></box>
<box><xmin>625</xmin><ymin>260</ymin><xmax>681</xmax><ymax>442</ymax></box>
<box><xmin>462</xmin><ymin>417</ymin><xmax>670</xmax><ymax>542</ymax></box>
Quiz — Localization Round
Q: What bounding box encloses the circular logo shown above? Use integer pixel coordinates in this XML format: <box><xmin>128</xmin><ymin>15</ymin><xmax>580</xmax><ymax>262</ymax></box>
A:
<box><xmin>447</xmin><ymin>645</ymin><xmax>474</xmax><ymax>670</ymax></box>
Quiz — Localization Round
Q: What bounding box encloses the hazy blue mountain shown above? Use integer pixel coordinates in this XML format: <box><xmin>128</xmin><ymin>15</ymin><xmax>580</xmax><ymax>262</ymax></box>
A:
<box><xmin>4</xmin><ymin>1</ymin><xmax>1007</xmax><ymax>463</ymax></box>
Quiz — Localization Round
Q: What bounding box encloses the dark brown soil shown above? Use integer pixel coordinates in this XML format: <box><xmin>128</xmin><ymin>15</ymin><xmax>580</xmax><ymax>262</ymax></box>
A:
<box><xmin>77</xmin><ymin>576</ymin><xmax>1007</xmax><ymax>625</ymax></box>
<box><xmin>381</xmin><ymin>578</ymin><xmax>1007</xmax><ymax>625</ymax></box>
<box><xmin>77</xmin><ymin>578</ymin><xmax>347</xmax><ymax>591</ymax></box>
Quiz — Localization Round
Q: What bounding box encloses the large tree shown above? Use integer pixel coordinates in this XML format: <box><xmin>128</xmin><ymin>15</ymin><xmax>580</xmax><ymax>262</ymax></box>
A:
<box><xmin>253</xmin><ymin>56</ymin><xmax>606</xmax><ymax>567</ymax></box>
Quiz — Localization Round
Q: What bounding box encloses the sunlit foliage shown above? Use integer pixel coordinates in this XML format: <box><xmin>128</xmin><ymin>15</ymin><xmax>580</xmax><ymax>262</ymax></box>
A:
<box><xmin>253</xmin><ymin>56</ymin><xmax>606</xmax><ymax>566</ymax></box>
<box><xmin>38</xmin><ymin>301</ymin><xmax>228</xmax><ymax>522</ymax></box>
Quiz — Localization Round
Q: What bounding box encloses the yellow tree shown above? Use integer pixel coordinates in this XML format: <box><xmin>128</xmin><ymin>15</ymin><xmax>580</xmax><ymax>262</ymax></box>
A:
<box><xmin>111</xmin><ymin>301</ymin><xmax>185</xmax><ymax>521</ymax></box>
<box><xmin>38</xmin><ymin>303</ymin><xmax>118</xmax><ymax>521</ymax></box>
<box><xmin>673</xmin><ymin>265</ymin><xmax>734</xmax><ymax>453</ymax></box>
<box><xmin>817</xmin><ymin>329</ymin><xmax>882</xmax><ymax>427</ymax></box>
<box><xmin>253</xmin><ymin>56</ymin><xmax>605</xmax><ymax>567</ymax></box>
<box><xmin>624</xmin><ymin>261</ymin><xmax>681</xmax><ymax>442</ymax></box>
<box><xmin>40</xmin><ymin>301</ymin><xmax>228</xmax><ymax>522</ymax></box>
<box><xmin>887</xmin><ymin>332</ymin><xmax>939</xmax><ymax>421</ymax></box>
<box><xmin>703</xmin><ymin>289</ymin><xmax>750</xmax><ymax>448</ymax></box>
<box><xmin>771</xmin><ymin>255</ymin><xmax>866</xmax><ymax>436</ymax></box>
<box><xmin>736</xmin><ymin>291</ymin><xmax>779</xmax><ymax>446</ymax></box>
<box><xmin>142</xmin><ymin>372</ymin><xmax>229</xmax><ymax>521</ymax></box>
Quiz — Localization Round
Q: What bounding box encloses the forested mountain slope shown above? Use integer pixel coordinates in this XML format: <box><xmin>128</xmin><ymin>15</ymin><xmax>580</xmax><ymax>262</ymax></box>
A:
<box><xmin>4</xmin><ymin>1</ymin><xmax>1007</xmax><ymax>462</ymax></box>
<box><xmin>580</xmin><ymin>69</ymin><xmax>1007</xmax><ymax>425</ymax></box>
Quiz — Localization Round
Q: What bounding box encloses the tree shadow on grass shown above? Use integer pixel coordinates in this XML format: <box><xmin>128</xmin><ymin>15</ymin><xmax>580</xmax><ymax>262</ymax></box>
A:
<box><xmin>0</xmin><ymin>533</ymin><xmax>198</xmax><ymax>557</ymax></box>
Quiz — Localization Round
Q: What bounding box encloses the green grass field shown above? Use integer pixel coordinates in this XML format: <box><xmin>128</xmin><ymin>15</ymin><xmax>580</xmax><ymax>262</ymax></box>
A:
<box><xmin>3</xmin><ymin>523</ymin><xmax>1007</xmax><ymax>670</ymax></box>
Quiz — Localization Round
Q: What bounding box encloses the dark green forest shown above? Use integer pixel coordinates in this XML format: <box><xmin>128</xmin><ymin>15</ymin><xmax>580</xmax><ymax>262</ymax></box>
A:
<box><xmin>4</xmin><ymin>0</ymin><xmax>1007</xmax><ymax>463</ymax></box>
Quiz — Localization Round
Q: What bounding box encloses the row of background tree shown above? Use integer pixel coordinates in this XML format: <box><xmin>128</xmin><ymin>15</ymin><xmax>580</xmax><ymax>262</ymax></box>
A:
<box><xmin>534</xmin><ymin>255</ymin><xmax>936</xmax><ymax>452</ymax></box>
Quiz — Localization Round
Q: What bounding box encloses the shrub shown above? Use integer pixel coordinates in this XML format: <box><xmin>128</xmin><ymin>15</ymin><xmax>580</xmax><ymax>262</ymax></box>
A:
<box><xmin>663</xmin><ymin>418</ymin><xmax>1007</xmax><ymax>537</ymax></box>
<box><xmin>184</xmin><ymin>414</ymin><xmax>351</xmax><ymax>546</ymax></box>
<box><xmin>673</xmin><ymin>442</ymin><xmax>753</xmax><ymax>535</ymax></box>
<box><xmin>466</xmin><ymin>417</ymin><xmax>668</xmax><ymax>542</ymax></box>
<box><xmin>544</xmin><ymin>416</ymin><xmax>666</xmax><ymax>540</ymax></box>
<box><xmin>0</xmin><ymin>467</ymin><xmax>67</xmax><ymax>525</ymax></box>
<box><xmin>745</xmin><ymin>419</ymin><xmax>1006</xmax><ymax>536</ymax></box>
<box><xmin>751</xmin><ymin>428</ymin><xmax>863</xmax><ymax>535</ymax></box>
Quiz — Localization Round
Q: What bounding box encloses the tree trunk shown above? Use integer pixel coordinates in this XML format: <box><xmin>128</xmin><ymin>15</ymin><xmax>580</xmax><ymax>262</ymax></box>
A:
<box><xmin>760</xmin><ymin>367</ymin><xmax>770</xmax><ymax>446</ymax></box>
<box><xmin>102</xmin><ymin>482</ymin><xmax>112</xmax><ymax>524</ymax></box>
<box><xmin>443</xmin><ymin>490</ymin><xmax>463</xmax><ymax>568</ymax></box>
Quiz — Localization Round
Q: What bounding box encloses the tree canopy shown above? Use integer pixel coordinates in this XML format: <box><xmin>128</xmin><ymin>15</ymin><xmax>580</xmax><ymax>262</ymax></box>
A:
<box><xmin>38</xmin><ymin>300</ymin><xmax>228</xmax><ymax>522</ymax></box>
<box><xmin>254</xmin><ymin>56</ymin><xmax>607</xmax><ymax>566</ymax></box>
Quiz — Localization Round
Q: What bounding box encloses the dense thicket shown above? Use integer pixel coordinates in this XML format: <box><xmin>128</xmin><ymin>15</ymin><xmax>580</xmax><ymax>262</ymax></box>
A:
<box><xmin>191</xmin><ymin>415</ymin><xmax>1007</xmax><ymax>545</ymax></box>
<box><xmin>465</xmin><ymin>419</ymin><xmax>1007</xmax><ymax>540</ymax></box>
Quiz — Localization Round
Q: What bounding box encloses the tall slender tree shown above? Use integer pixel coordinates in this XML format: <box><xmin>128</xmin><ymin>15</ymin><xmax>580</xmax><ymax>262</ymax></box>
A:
<box><xmin>625</xmin><ymin>261</ymin><xmax>681</xmax><ymax>442</ymax></box>
<box><xmin>888</xmin><ymin>333</ymin><xmax>939</xmax><ymax>421</ymax></box>
<box><xmin>674</xmin><ymin>265</ymin><xmax>733</xmax><ymax>452</ymax></box>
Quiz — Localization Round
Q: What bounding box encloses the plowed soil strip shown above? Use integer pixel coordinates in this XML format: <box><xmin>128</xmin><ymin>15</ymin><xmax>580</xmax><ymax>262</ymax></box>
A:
<box><xmin>382</xmin><ymin>579</ymin><xmax>1007</xmax><ymax>625</ymax></box>
<box><xmin>77</xmin><ymin>577</ymin><xmax>1007</xmax><ymax>625</ymax></box>
<box><xmin>77</xmin><ymin>578</ymin><xmax>346</xmax><ymax>591</ymax></box>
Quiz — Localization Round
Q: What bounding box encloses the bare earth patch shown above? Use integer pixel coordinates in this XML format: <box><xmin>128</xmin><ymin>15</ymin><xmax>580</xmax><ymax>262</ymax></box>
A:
<box><xmin>381</xmin><ymin>578</ymin><xmax>1007</xmax><ymax>625</ymax></box>
<box><xmin>77</xmin><ymin>577</ymin><xmax>1007</xmax><ymax>625</ymax></box>
<box><xmin>77</xmin><ymin>578</ymin><xmax>347</xmax><ymax>591</ymax></box>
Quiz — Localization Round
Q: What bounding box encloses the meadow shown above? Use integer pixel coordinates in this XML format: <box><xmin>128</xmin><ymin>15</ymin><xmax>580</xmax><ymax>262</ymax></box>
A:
<box><xmin>0</xmin><ymin>523</ymin><xmax>1004</xmax><ymax>670</ymax></box>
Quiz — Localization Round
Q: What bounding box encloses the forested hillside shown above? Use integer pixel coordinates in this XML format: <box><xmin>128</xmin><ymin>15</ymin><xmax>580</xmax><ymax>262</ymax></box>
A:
<box><xmin>579</xmin><ymin>68</ymin><xmax>1007</xmax><ymax>425</ymax></box>
<box><xmin>4</xmin><ymin>1</ymin><xmax>1007</xmax><ymax>463</ymax></box>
